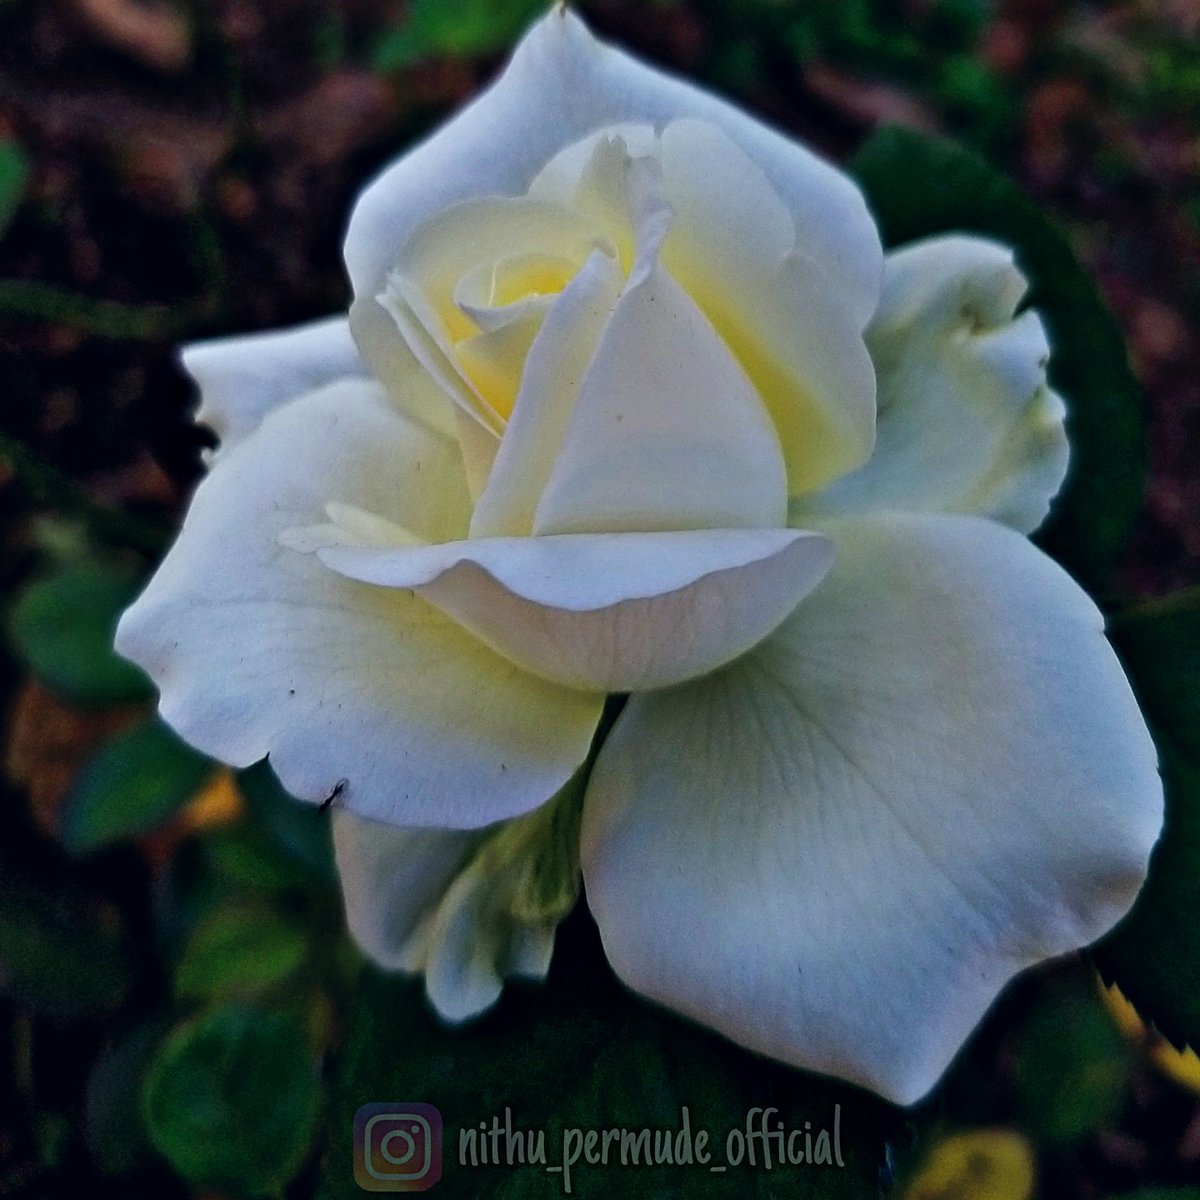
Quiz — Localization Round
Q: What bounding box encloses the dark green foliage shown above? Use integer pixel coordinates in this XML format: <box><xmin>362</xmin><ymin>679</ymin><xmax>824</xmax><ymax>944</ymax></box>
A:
<box><xmin>318</xmin><ymin>912</ymin><xmax>896</xmax><ymax>1200</ymax></box>
<box><xmin>8</xmin><ymin>564</ymin><xmax>154</xmax><ymax>706</ymax></box>
<box><xmin>0</xmin><ymin>138</ymin><xmax>28</xmax><ymax>239</ymax></box>
<box><xmin>1094</xmin><ymin>595</ymin><xmax>1200</xmax><ymax>1053</ymax></box>
<box><xmin>141</xmin><ymin>1005</ymin><xmax>323</xmax><ymax>1197</ymax></box>
<box><xmin>0</xmin><ymin>877</ymin><xmax>135</xmax><ymax>1019</ymax></box>
<box><xmin>173</xmin><ymin>900</ymin><xmax>310</xmax><ymax>1003</ymax></box>
<box><xmin>62</xmin><ymin>719</ymin><xmax>214</xmax><ymax>855</ymax></box>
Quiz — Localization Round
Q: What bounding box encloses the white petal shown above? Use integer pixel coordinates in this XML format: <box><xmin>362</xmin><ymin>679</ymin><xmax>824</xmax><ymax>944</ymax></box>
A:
<box><xmin>378</xmin><ymin>272</ymin><xmax>503</xmax><ymax>432</ymax></box>
<box><xmin>805</xmin><ymin>235</ymin><xmax>1070</xmax><ymax>533</ymax></box>
<box><xmin>658</xmin><ymin>118</ymin><xmax>794</xmax><ymax>274</ymax></box>
<box><xmin>532</xmin><ymin>261</ymin><xmax>788</xmax><ymax>535</ymax></box>
<box><xmin>314</xmin><ymin>528</ymin><xmax>834</xmax><ymax>693</ymax></box>
<box><xmin>343</xmin><ymin>9</ymin><xmax>881</xmax><ymax>324</ymax></box>
<box><xmin>347</xmin><ymin>297</ymin><xmax>460</xmax><ymax>440</ymax></box>
<box><xmin>333</xmin><ymin>809</ymin><xmax>481</xmax><ymax>972</ymax></box>
<box><xmin>658</xmin><ymin>121</ymin><xmax>876</xmax><ymax>494</ymax></box>
<box><xmin>582</xmin><ymin>512</ymin><xmax>1162</xmax><ymax>1104</ymax></box>
<box><xmin>421</xmin><ymin>856</ymin><xmax>557</xmax><ymax>1022</ymax></box>
<box><xmin>726</xmin><ymin>248</ymin><xmax>877</xmax><ymax>494</ymax></box>
<box><xmin>530</xmin><ymin>119</ymin><xmax>878</xmax><ymax>497</ymax></box>
<box><xmin>334</xmin><ymin>791</ymin><xmax>580</xmax><ymax>1021</ymax></box>
<box><xmin>527</xmin><ymin>121</ymin><xmax>660</xmax><ymax>210</ymax></box>
<box><xmin>397</xmin><ymin>196</ymin><xmax>602</xmax><ymax>341</ymax></box>
<box><xmin>116</xmin><ymin>378</ymin><xmax>603</xmax><ymax>829</ymax></box>
<box><xmin>470</xmin><ymin>247</ymin><xmax>624</xmax><ymax>538</ymax></box>
<box><xmin>182</xmin><ymin>316</ymin><xmax>364</xmax><ymax>451</ymax></box>
<box><xmin>454</xmin><ymin>404</ymin><xmax>502</xmax><ymax>502</ymax></box>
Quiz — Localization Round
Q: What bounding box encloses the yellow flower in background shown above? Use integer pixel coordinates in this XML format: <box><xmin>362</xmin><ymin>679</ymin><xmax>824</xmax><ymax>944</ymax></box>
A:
<box><xmin>117</xmin><ymin>8</ymin><xmax>1162</xmax><ymax>1104</ymax></box>
<box><xmin>901</xmin><ymin>1129</ymin><xmax>1036</xmax><ymax>1200</ymax></box>
<box><xmin>1101</xmin><ymin>980</ymin><xmax>1200</xmax><ymax>1095</ymax></box>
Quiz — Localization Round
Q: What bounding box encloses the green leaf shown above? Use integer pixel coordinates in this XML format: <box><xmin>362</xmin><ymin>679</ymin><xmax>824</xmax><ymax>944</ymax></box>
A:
<box><xmin>1108</xmin><ymin>590</ymin><xmax>1200</xmax><ymax>763</ymax></box>
<box><xmin>239</xmin><ymin>759</ymin><xmax>336</xmax><ymax>883</ymax></box>
<box><xmin>0</xmin><ymin>279</ymin><xmax>192</xmax><ymax>341</ymax></box>
<box><xmin>1092</xmin><ymin>593</ymin><xmax>1200</xmax><ymax>1053</ymax></box>
<box><xmin>850</xmin><ymin>126</ymin><xmax>1146</xmax><ymax>592</ymax></box>
<box><xmin>142</xmin><ymin>1006</ymin><xmax>322</xmax><ymax>1197</ymax></box>
<box><xmin>0</xmin><ymin>139</ymin><xmax>28</xmax><ymax>239</ymax></box>
<box><xmin>8</xmin><ymin>564</ymin><xmax>153</xmax><ymax>706</ymax></box>
<box><xmin>373</xmin><ymin>0</ymin><xmax>547</xmax><ymax>71</ymax></box>
<box><xmin>318</xmin><ymin>913</ymin><xmax>897</xmax><ymax>1200</ymax></box>
<box><xmin>62</xmin><ymin>719</ymin><xmax>214</xmax><ymax>855</ymax></box>
<box><xmin>0</xmin><ymin>876</ymin><xmax>134</xmax><ymax>1018</ymax></box>
<box><xmin>174</xmin><ymin>900</ymin><xmax>310</xmax><ymax>1003</ymax></box>
<box><xmin>202</xmin><ymin>822</ymin><xmax>325</xmax><ymax>892</ymax></box>
<box><xmin>1011</xmin><ymin>973</ymin><xmax>1132</xmax><ymax>1145</ymax></box>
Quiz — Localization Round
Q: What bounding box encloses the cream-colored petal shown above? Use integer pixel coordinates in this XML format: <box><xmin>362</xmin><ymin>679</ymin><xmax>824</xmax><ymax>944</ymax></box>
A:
<box><xmin>333</xmin><ymin>810</ymin><xmax>481</xmax><ymax>972</ymax></box>
<box><xmin>378</xmin><ymin>273</ymin><xmax>502</xmax><ymax>432</ymax></box>
<box><xmin>116</xmin><ymin>379</ymin><xmax>602</xmax><ymax>829</ymax></box>
<box><xmin>529</xmin><ymin>118</ymin><xmax>878</xmax><ymax>497</ymax></box>
<box><xmin>582</xmin><ymin>512</ymin><xmax>1162</xmax><ymax>1104</ymax></box>
<box><xmin>527</xmin><ymin>121</ymin><xmax>659</xmax><ymax>210</ymax></box>
<box><xmin>805</xmin><ymin>235</ymin><xmax>1070</xmax><ymax>533</ymax></box>
<box><xmin>470</xmin><ymin>247</ymin><xmax>624</xmax><ymax>538</ymax></box>
<box><xmin>344</xmin><ymin>10</ymin><xmax>881</xmax><ymax>324</ymax></box>
<box><xmin>532</xmin><ymin>261</ymin><xmax>788</xmax><ymax>535</ymax></box>
<box><xmin>347</xmin><ymin>296</ymin><xmax>460</xmax><ymax>439</ymax></box>
<box><xmin>657</xmin><ymin>120</ymin><xmax>876</xmax><ymax>495</ymax></box>
<box><xmin>397</xmin><ymin>196</ymin><xmax>602</xmax><ymax>342</ymax></box>
<box><xmin>182</xmin><ymin>316</ymin><xmax>364</xmax><ymax>452</ymax></box>
<box><xmin>334</xmin><ymin>786</ymin><xmax>582</xmax><ymax>1021</ymax></box>
<box><xmin>311</xmin><ymin>528</ymin><xmax>833</xmax><ymax>693</ymax></box>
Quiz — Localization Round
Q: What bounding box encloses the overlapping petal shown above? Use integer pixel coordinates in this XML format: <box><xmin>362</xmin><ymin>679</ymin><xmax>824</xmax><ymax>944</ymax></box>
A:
<box><xmin>344</xmin><ymin>9</ymin><xmax>881</xmax><ymax>324</ymax></box>
<box><xmin>806</xmin><ymin>235</ymin><xmax>1069</xmax><ymax>532</ymax></box>
<box><xmin>313</xmin><ymin>527</ymin><xmax>833</xmax><ymax>693</ymax></box>
<box><xmin>655</xmin><ymin>120</ymin><xmax>877</xmax><ymax>494</ymax></box>
<box><xmin>333</xmin><ymin>810</ymin><xmax>482</xmax><ymax>973</ymax></box>
<box><xmin>181</xmin><ymin>316</ymin><xmax>364</xmax><ymax>451</ymax></box>
<box><xmin>531</xmin><ymin>257</ymin><xmax>789</xmax><ymax>535</ymax></box>
<box><xmin>581</xmin><ymin>512</ymin><xmax>1162</xmax><ymax>1104</ymax></box>
<box><xmin>530</xmin><ymin>120</ymin><xmax>877</xmax><ymax>499</ymax></box>
<box><xmin>333</xmin><ymin>811</ymin><xmax>562</xmax><ymax>1022</ymax></box>
<box><xmin>116</xmin><ymin>378</ymin><xmax>603</xmax><ymax>829</ymax></box>
<box><xmin>469</xmin><ymin>247</ymin><xmax>624</xmax><ymax>538</ymax></box>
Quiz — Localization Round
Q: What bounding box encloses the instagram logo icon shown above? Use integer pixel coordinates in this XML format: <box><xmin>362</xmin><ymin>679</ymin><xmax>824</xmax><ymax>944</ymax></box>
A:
<box><xmin>354</xmin><ymin>1103</ymin><xmax>443</xmax><ymax>1192</ymax></box>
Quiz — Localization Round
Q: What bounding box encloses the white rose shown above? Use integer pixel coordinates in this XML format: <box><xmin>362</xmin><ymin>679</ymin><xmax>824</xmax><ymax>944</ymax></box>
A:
<box><xmin>117</xmin><ymin>9</ymin><xmax>1162</xmax><ymax>1104</ymax></box>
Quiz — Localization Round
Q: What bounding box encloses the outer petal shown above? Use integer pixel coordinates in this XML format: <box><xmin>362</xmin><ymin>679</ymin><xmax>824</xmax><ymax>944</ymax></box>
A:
<box><xmin>332</xmin><ymin>813</ymin><xmax>553</xmax><ymax>1021</ymax></box>
<box><xmin>334</xmin><ymin>788</ymin><xmax>582</xmax><ymax>1021</ymax></box>
<box><xmin>344</xmin><ymin>9</ymin><xmax>881</xmax><ymax>323</ymax></box>
<box><xmin>314</xmin><ymin>528</ymin><xmax>834</xmax><ymax>693</ymax></box>
<box><xmin>116</xmin><ymin>379</ymin><xmax>603</xmax><ymax>829</ymax></box>
<box><xmin>581</xmin><ymin>512</ymin><xmax>1162</xmax><ymax>1104</ymax></box>
<box><xmin>805</xmin><ymin>236</ymin><xmax>1069</xmax><ymax>533</ymax></box>
<box><xmin>182</xmin><ymin>316</ymin><xmax>364</xmax><ymax>451</ymax></box>
<box><xmin>333</xmin><ymin>809</ymin><xmax>481</xmax><ymax>974</ymax></box>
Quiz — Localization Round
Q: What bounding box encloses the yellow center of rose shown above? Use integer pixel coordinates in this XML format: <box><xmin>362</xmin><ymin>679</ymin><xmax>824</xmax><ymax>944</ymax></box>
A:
<box><xmin>382</xmin><ymin>126</ymin><xmax>872</xmax><ymax>497</ymax></box>
<box><xmin>447</xmin><ymin>251</ymin><xmax>582</xmax><ymax>421</ymax></box>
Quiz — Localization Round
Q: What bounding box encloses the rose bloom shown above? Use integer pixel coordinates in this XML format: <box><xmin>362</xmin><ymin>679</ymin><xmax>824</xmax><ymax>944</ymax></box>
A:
<box><xmin>117</xmin><ymin>9</ymin><xmax>1162</xmax><ymax>1103</ymax></box>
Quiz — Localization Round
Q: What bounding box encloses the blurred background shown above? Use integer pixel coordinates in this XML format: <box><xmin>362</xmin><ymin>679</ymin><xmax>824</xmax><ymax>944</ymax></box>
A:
<box><xmin>0</xmin><ymin>2</ymin><xmax>1197</xmax><ymax>1198</ymax></box>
